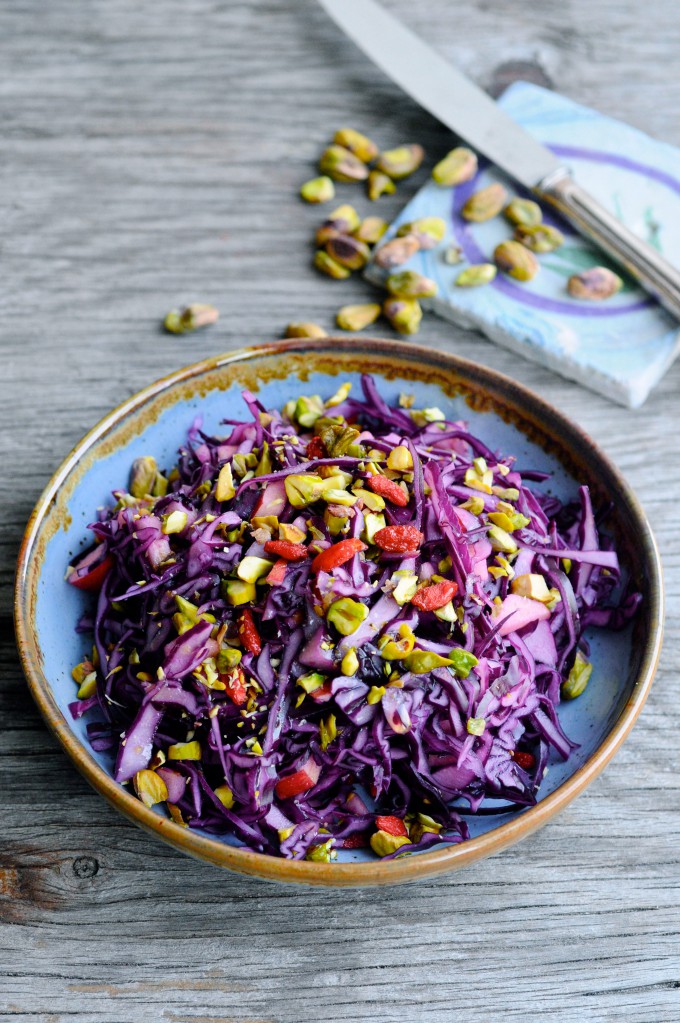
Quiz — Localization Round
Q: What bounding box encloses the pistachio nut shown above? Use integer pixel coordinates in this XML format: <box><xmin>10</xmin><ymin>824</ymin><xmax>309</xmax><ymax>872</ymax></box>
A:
<box><xmin>215</xmin><ymin>462</ymin><xmax>235</xmax><ymax>502</ymax></box>
<box><xmin>515</xmin><ymin>223</ymin><xmax>564</xmax><ymax>253</ymax></box>
<box><xmin>294</xmin><ymin>394</ymin><xmax>325</xmax><ymax>427</ymax></box>
<box><xmin>447</xmin><ymin>648</ymin><xmax>478</xmax><ymax>678</ymax></box>
<box><xmin>442</xmin><ymin>244</ymin><xmax>463</xmax><ymax>265</ymax></box>
<box><xmin>397</xmin><ymin>216</ymin><xmax>446</xmax><ymax>250</ymax></box>
<box><xmin>319</xmin><ymin>713</ymin><xmax>337</xmax><ymax>751</ymax></box>
<box><xmin>284</xmin><ymin>473</ymin><xmax>325</xmax><ymax>507</ymax></box>
<box><xmin>455</xmin><ymin>263</ymin><xmax>497</xmax><ymax>287</ymax></box>
<box><xmin>222</xmin><ymin>578</ymin><xmax>257</xmax><ymax>606</ymax></box>
<box><xmin>327</xmin><ymin>597</ymin><xmax>369</xmax><ymax>636</ymax></box>
<box><xmin>129</xmin><ymin>456</ymin><xmax>159</xmax><ymax>499</ymax></box>
<box><xmin>370</xmin><ymin>830</ymin><xmax>411</xmax><ymax>857</ymax></box>
<box><xmin>403</xmin><ymin>650</ymin><xmax>453</xmax><ymax>674</ymax></box>
<box><xmin>386</xmin><ymin>270</ymin><xmax>438</xmax><ymax>299</ymax></box>
<box><xmin>325</xmin><ymin>380</ymin><xmax>352</xmax><ymax>407</ymax></box>
<box><xmin>363</xmin><ymin>511</ymin><xmax>386</xmax><ymax>543</ymax></box>
<box><xmin>375</xmin><ymin>144</ymin><xmax>425</xmax><ymax>180</ymax></box>
<box><xmin>367</xmin><ymin>169</ymin><xmax>397</xmax><ymax>200</ymax></box>
<box><xmin>333</xmin><ymin>127</ymin><xmax>378</xmax><ymax>163</ymax></box>
<box><xmin>162</xmin><ymin>510</ymin><xmax>188</xmax><ymax>535</ymax></box>
<box><xmin>296</xmin><ymin>671</ymin><xmax>326</xmax><ymax>694</ymax></box>
<box><xmin>341</xmin><ymin>648</ymin><xmax>359</xmax><ymax>676</ymax></box>
<box><xmin>300</xmin><ymin>175</ymin><xmax>335</xmax><ymax>204</ymax></box>
<box><xmin>567</xmin><ymin>266</ymin><xmax>623</xmax><ymax>300</ymax></box>
<box><xmin>316</xmin><ymin>421</ymin><xmax>365</xmax><ymax>458</ymax></box>
<box><xmin>216</xmin><ymin>647</ymin><xmax>242</xmax><ymax>672</ymax></box>
<box><xmin>504</xmin><ymin>198</ymin><xmax>543</xmax><ymax>228</ymax></box>
<box><xmin>237</xmin><ymin>556</ymin><xmax>274</xmax><ymax>583</ymax></box>
<box><xmin>278</xmin><ymin>522</ymin><xmax>306</xmax><ymax>543</ymax></box>
<box><xmin>325</xmin><ymin>234</ymin><xmax>371</xmax><ymax>270</ymax></box>
<box><xmin>378</xmin><ymin>624</ymin><xmax>415</xmax><ymax>661</ymax></box>
<box><xmin>466</xmin><ymin>716</ymin><xmax>486</xmax><ymax>736</ymax></box>
<box><xmin>386</xmin><ymin>445</ymin><xmax>413</xmax><ymax>471</ymax></box>
<box><xmin>432</xmin><ymin>146</ymin><xmax>478</xmax><ymax>187</ymax></box>
<box><xmin>314</xmin><ymin>250</ymin><xmax>351</xmax><ymax>279</ymax></box>
<box><xmin>353</xmin><ymin>216</ymin><xmax>389</xmax><ymax>245</ymax></box>
<box><xmin>319</xmin><ymin>144</ymin><xmax>369</xmax><ymax>183</ymax></box>
<box><xmin>214</xmin><ymin>784</ymin><xmax>235</xmax><ymax>809</ymax></box>
<box><xmin>133</xmin><ymin>769</ymin><xmax>168</xmax><ymax>808</ymax></box>
<box><xmin>164</xmin><ymin>303</ymin><xmax>219</xmax><ymax>335</ymax></box>
<box><xmin>336</xmin><ymin>303</ymin><xmax>382</xmax><ymax>332</ymax></box>
<box><xmin>383</xmin><ymin>297</ymin><xmax>423</xmax><ymax>335</ymax></box>
<box><xmin>562</xmin><ymin>650</ymin><xmax>593</xmax><ymax>699</ymax></box>
<box><xmin>316</xmin><ymin>204</ymin><xmax>362</xmax><ymax>244</ymax></box>
<box><xmin>306</xmin><ymin>839</ymin><xmax>336</xmax><ymax>863</ymax></box>
<box><xmin>373</xmin><ymin>234</ymin><xmax>420</xmax><ymax>269</ymax></box>
<box><xmin>366</xmin><ymin>685</ymin><xmax>386</xmax><ymax>705</ymax></box>
<box><xmin>461</xmin><ymin>182</ymin><xmax>507</xmax><ymax>222</ymax></box>
<box><xmin>284</xmin><ymin>322</ymin><xmax>328</xmax><ymax>339</ymax></box>
<box><xmin>167</xmin><ymin>740</ymin><xmax>202</xmax><ymax>761</ymax></box>
<box><xmin>494</xmin><ymin>240</ymin><xmax>539</xmax><ymax>281</ymax></box>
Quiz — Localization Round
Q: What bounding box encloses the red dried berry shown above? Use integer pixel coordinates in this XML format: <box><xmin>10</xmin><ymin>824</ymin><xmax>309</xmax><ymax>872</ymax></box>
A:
<box><xmin>238</xmin><ymin>609</ymin><xmax>261</xmax><ymax>656</ymax></box>
<box><xmin>342</xmin><ymin>832</ymin><xmax>369</xmax><ymax>849</ymax></box>
<box><xmin>366</xmin><ymin>474</ymin><xmax>409</xmax><ymax>507</ymax></box>
<box><xmin>311</xmin><ymin>538</ymin><xmax>367</xmax><ymax>574</ymax></box>
<box><xmin>221</xmin><ymin>667</ymin><xmax>248</xmax><ymax>706</ymax></box>
<box><xmin>375</xmin><ymin>815</ymin><xmax>409</xmax><ymax>838</ymax></box>
<box><xmin>410</xmin><ymin>579</ymin><xmax>459</xmax><ymax>611</ymax></box>
<box><xmin>373</xmin><ymin>524</ymin><xmax>424</xmax><ymax>553</ymax></box>
<box><xmin>263</xmin><ymin>539</ymin><xmax>309</xmax><ymax>561</ymax></box>
<box><xmin>305</xmin><ymin>437</ymin><xmax>326</xmax><ymax>460</ymax></box>
<box><xmin>513</xmin><ymin>750</ymin><xmax>535</xmax><ymax>770</ymax></box>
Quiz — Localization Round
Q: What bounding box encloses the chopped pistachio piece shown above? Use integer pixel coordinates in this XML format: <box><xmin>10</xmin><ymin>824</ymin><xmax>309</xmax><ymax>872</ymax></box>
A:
<box><xmin>336</xmin><ymin>303</ymin><xmax>382</xmax><ymax>332</ymax></box>
<box><xmin>325</xmin><ymin>381</ymin><xmax>352</xmax><ymax>407</ymax></box>
<box><xmin>367</xmin><ymin>685</ymin><xmax>386</xmax><ymax>705</ymax></box>
<box><xmin>162</xmin><ymin>510</ymin><xmax>188</xmax><ymax>535</ymax></box>
<box><xmin>403</xmin><ymin>650</ymin><xmax>453</xmax><ymax>674</ymax></box>
<box><xmin>320</xmin><ymin>713</ymin><xmax>337</xmax><ymax>751</ymax></box>
<box><xmin>167</xmin><ymin>741</ymin><xmax>202</xmax><ymax>761</ymax></box>
<box><xmin>562</xmin><ymin>650</ymin><xmax>593</xmax><ymax>699</ymax></box>
<box><xmin>448</xmin><ymin>648</ymin><xmax>479</xmax><ymax>679</ymax></box>
<box><xmin>363</xmin><ymin>511</ymin><xmax>387</xmax><ymax>544</ymax></box>
<box><xmin>386</xmin><ymin>445</ymin><xmax>413</xmax><ymax>472</ymax></box>
<box><xmin>306</xmin><ymin>839</ymin><xmax>336</xmax><ymax>863</ymax></box>
<box><xmin>129</xmin><ymin>456</ymin><xmax>159</xmax><ymax>499</ymax></box>
<box><xmin>367</xmin><ymin>169</ymin><xmax>397</xmax><ymax>200</ymax></box>
<box><xmin>294</xmin><ymin>394</ymin><xmax>325</xmax><ymax>428</ymax></box>
<box><xmin>333</xmin><ymin>127</ymin><xmax>378</xmax><ymax>163</ymax></box>
<box><xmin>214</xmin><ymin>784</ymin><xmax>235</xmax><ymax>809</ymax></box>
<box><xmin>296</xmin><ymin>671</ymin><xmax>327</xmax><ymax>694</ymax></box>
<box><xmin>466</xmin><ymin>717</ymin><xmax>486</xmax><ymax>736</ymax></box>
<box><xmin>284</xmin><ymin>322</ymin><xmax>328</xmax><ymax>339</ymax></box>
<box><xmin>300</xmin><ymin>175</ymin><xmax>335</xmax><ymax>204</ymax></box>
<box><xmin>222</xmin><ymin>579</ymin><xmax>257</xmax><ymax>606</ymax></box>
<box><xmin>327</xmin><ymin>597</ymin><xmax>369</xmax><ymax>636</ymax></box>
<box><xmin>133</xmin><ymin>769</ymin><xmax>168</xmax><ymax>808</ymax></box>
<box><xmin>487</xmin><ymin>524</ymin><xmax>518</xmax><ymax>553</ymax></box>
<box><xmin>237</xmin><ymin>556</ymin><xmax>274</xmax><ymax>584</ymax></box>
<box><xmin>370</xmin><ymin>831</ymin><xmax>411</xmax><ymax>857</ymax></box>
<box><xmin>341</xmin><ymin>648</ymin><xmax>359</xmax><ymax>676</ymax></box>
<box><xmin>215</xmin><ymin>462</ymin><xmax>236</xmax><ymax>502</ymax></box>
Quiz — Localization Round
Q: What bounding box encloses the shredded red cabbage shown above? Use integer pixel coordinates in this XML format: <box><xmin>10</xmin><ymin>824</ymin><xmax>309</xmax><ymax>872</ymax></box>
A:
<box><xmin>67</xmin><ymin>375</ymin><xmax>640</xmax><ymax>861</ymax></box>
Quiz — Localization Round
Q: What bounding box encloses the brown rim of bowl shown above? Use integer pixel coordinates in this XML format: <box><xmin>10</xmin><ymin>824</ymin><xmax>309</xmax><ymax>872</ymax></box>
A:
<box><xmin>14</xmin><ymin>337</ymin><xmax>664</xmax><ymax>886</ymax></box>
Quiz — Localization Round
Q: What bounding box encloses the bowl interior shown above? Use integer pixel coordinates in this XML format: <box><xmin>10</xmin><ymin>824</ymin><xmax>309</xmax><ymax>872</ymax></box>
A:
<box><xmin>18</xmin><ymin>340</ymin><xmax>661</xmax><ymax>881</ymax></box>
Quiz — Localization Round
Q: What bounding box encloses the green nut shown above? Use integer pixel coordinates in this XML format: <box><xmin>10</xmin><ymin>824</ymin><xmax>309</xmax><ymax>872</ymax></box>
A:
<box><xmin>325</xmin><ymin>234</ymin><xmax>371</xmax><ymax>270</ymax></box>
<box><xmin>284</xmin><ymin>322</ymin><xmax>328</xmax><ymax>339</ymax></box>
<box><xmin>455</xmin><ymin>263</ymin><xmax>497</xmax><ymax>287</ymax></box>
<box><xmin>442</xmin><ymin>244</ymin><xmax>463</xmax><ymax>265</ymax></box>
<box><xmin>367</xmin><ymin>169</ymin><xmax>397</xmax><ymax>200</ymax></box>
<box><xmin>319</xmin><ymin>144</ymin><xmax>369</xmax><ymax>183</ymax></box>
<box><xmin>300</xmin><ymin>175</ymin><xmax>335</xmax><ymax>204</ymax></box>
<box><xmin>306</xmin><ymin>839</ymin><xmax>336</xmax><ymax>862</ymax></box>
<box><xmin>373</xmin><ymin>235</ymin><xmax>420</xmax><ymax>269</ymax></box>
<box><xmin>403</xmin><ymin>650</ymin><xmax>453</xmax><ymax>674</ymax></box>
<box><xmin>319</xmin><ymin>713</ymin><xmax>337</xmax><ymax>751</ymax></box>
<box><xmin>164</xmin><ymin>303</ymin><xmax>219</xmax><ymax>335</ymax></box>
<box><xmin>327</xmin><ymin>597</ymin><xmax>369</xmax><ymax>636</ymax></box>
<box><xmin>466</xmin><ymin>717</ymin><xmax>486</xmax><ymax>736</ymax></box>
<box><xmin>375</xmin><ymin>144</ymin><xmax>425</xmax><ymax>180</ymax></box>
<box><xmin>370</xmin><ymin>831</ymin><xmax>410</xmax><ymax>857</ymax></box>
<box><xmin>216</xmin><ymin>647</ymin><xmax>242</xmax><ymax>672</ymax></box>
<box><xmin>316</xmin><ymin>421</ymin><xmax>365</xmax><ymax>458</ymax></box>
<box><xmin>515</xmin><ymin>223</ymin><xmax>565</xmax><ymax>253</ymax></box>
<box><xmin>296</xmin><ymin>671</ymin><xmax>327</xmax><ymax>694</ymax></box>
<box><xmin>386</xmin><ymin>270</ymin><xmax>438</xmax><ymax>299</ymax></box>
<box><xmin>294</xmin><ymin>394</ymin><xmax>325</xmax><ymax>428</ymax></box>
<box><xmin>504</xmin><ymin>198</ymin><xmax>543</xmax><ymax>228</ymax></box>
<box><xmin>316</xmin><ymin>204</ymin><xmax>362</xmax><ymax>245</ymax></box>
<box><xmin>448</xmin><ymin>648</ymin><xmax>478</xmax><ymax>678</ymax></box>
<box><xmin>353</xmin><ymin>216</ymin><xmax>389</xmax><ymax>245</ymax></box>
<box><xmin>314</xmin><ymin>250</ymin><xmax>351</xmax><ymax>279</ymax></box>
<box><xmin>494</xmin><ymin>240</ymin><xmax>539</xmax><ymax>281</ymax></box>
<box><xmin>333</xmin><ymin>127</ymin><xmax>378</xmax><ymax>163</ymax></box>
<box><xmin>341</xmin><ymin>648</ymin><xmax>359</xmax><ymax>676</ymax></box>
<box><xmin>562</xmin><ymin>650</ymin><xmax>593</xmax><ymax>699</ymax></box>
<box><xmin>432</xmin><ymin>146</ymin><xmax>478</xmax><ymax>187</ymax></box>
<box><xmin>215</xmin><ymin>462</ymin><xmax>236</xmax><ymax>501</ymax></box>
<box><xmin>397</xmin><ymin>216</ymin><xmax>446</xmax><ymax>250</ymax></box>
<box><xmin>129</xmin><ymin>456</ymin><xmax>159</xmax><ymax>499</ymax></box>
<box><xmin>336</xmin><ymin>303</ymin><xmax>382</xmax><ymax>332</ymax></box>
<box><xmin>383</xmin><ymin>297</ymin><xmax>422</xmax><ymax>335</ymax></box>
<box><xmin>461</xmin><ymin>182</ymin><xmax>507</xmax><ymax>222</ymax></box>
<box><xmin>363</xmin><ymin>511</ymin><xmax>387</xmax><ymax>544</ymax></box>
<box><xmin>567</xmin><ymin>267</ymin><xmax>623</xmax><ymax>300</ymax></box>
<box><xmin>284</xmin><ymin>473</ymin><xmax>326</xmax><ymax>508</ymax></box>
<box><xmin>222</xmin><ymin>579</ymin><xmax>257</xmax><ymax>606</ymax></box>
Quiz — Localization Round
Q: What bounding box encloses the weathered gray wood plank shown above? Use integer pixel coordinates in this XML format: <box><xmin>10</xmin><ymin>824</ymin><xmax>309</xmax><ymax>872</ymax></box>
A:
<box><xmin>1</xmin><ymin>0</ymin><xmax>679</xmax><ymax>1020</ymax></box>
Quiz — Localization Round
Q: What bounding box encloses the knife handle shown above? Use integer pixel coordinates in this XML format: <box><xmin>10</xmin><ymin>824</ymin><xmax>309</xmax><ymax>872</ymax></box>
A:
<box><xmin>537</xmin><ymin>170</ymin><xmax>680</xmax><ymax>322</ymax></box>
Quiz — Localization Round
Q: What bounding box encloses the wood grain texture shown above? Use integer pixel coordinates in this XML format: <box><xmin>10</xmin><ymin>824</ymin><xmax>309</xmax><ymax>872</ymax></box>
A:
<box><xmin>1</xmin><ymin>0</ymin><xmax>679</xmax><ymax>1020</ymax></box>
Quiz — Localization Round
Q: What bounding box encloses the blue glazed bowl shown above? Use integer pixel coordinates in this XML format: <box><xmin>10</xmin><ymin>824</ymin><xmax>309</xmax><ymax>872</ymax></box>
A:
<box><xmin>14</xmin><ymin>338</ymin><xmax>664</xmax><ymax>885</ymax></box>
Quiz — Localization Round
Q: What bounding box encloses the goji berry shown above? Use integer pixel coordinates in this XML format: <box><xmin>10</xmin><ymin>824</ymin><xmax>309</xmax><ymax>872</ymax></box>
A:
<box><xmin>373</xmin><ymin>525</ymin><xmax>423</xmax><ymax>553</ymax></box>
<box><xmin>343</xmin><ymin>832</ymin><xmax>369</xmax><ymax>849</ymax></box>
<box><xmin>513</xmin><ymin>750</ymin><xmax>535</xmax><ymax>770</ymax></box>
<box><xmin>263</xmin><ymin>539</ymin><xmax>309</xmax><ymax>561</ymax></box>
<box><xmin>311</xmin><ymin>538</ymin><xmax>367</xmax><ymax>574</ymax></box>
<box><xmin>410</xmin><ymin>579</ymin><xmax>459</xmax><ymax>611</ymax></box>
<box><xmin>366</xmin><ymin>474</ymin><xmax>409</xmax><ymax>507</ymax></box>
<box><xmin>305</xmin><ymin>436</ymin><xmax>326</xmax><ymax>459</ymax></box>
<box><xmin>238</xmin><ymin>609</ymin><xmax>261</xmax><ymax>656</ymax></box>
<box><xmin>375</xmin><ymin>815</ymin><xmax>409</xmax><ymax>837</ymax></box>
<box><xmin>221</xmin><ymin>667</ymin><xmax>248</xmax><ymax>706</ymax></box>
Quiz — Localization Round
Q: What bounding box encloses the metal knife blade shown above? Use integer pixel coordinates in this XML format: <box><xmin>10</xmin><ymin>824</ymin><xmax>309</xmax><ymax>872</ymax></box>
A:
<box><xmin>317</xmin><ymin>0</ymin><xmax>563</xmax><ymax>190</ymax></box>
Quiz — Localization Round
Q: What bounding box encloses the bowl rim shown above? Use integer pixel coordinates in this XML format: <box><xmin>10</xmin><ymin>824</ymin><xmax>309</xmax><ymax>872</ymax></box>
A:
<box><xmin>14</xmin><ymin>336</ymin><xmax>664</xmax><ymax>886</ymax></box>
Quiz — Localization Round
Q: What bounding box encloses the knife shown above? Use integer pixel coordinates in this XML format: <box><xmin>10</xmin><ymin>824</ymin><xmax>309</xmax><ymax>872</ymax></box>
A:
<box><xmin>318</xmin><ymin>0</ymin><xmax>680</xmax><ymax>321</ymax></box>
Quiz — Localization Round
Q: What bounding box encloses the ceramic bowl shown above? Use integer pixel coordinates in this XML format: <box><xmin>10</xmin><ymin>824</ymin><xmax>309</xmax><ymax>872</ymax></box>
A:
<box><xmin>15</xmin><ymin>338</ymin><xmax>663</xmax><ymax>885</ymax></box>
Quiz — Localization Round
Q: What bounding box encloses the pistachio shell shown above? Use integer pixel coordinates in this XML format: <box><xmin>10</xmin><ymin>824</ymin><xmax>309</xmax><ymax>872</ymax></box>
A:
<box><xmin>300</xmin><ymin>175</ymin><xmax>335</xmax><ymax>204</ymax></box>
<box><xmin>373</xmin><ymin>234</ymin><xmax>420</xmax><ymax>269</ymax></box>
<box><xmin>284</xmin><ymin>322</ymin><xmax>328</xmax><ymax>339</ymax></box>
<box><xmin>333</xmin><ymin>127</ymin><xmax>378</xmax><ymax>163</ymax></box>
<box><xmin>461</xmin><ymin>183</ymin><xmax>507</xmax><ymax>222</ymax></box>
<box><xmin>313</xmin><ymin>250</ymin><xmax>351</xmax><ymax>279</ymax></box>
<box><xmin>325</xmin><ymin>234</ymin><xmax>371</xmax><ymax>270</ymax></box>
<box><xmin>455</xmin><ymin>263</ymin><xmax>497</xmax><ymax>287</ymax></box>
<box><xmin>367</xmin><ymin>169</ymin><xmax>397</xmax><ymax>200</ymax></box>
<box><xmin>515</xmin><ymin>223</ymin><xmax>564</xmax><ymax>253</ymax></box>
<box><xmin>432</xmin><ymin>146</ymin><xmax>478</xmax><ymax>186</ymax></box>
<box><xmin>494</xmin><ymin>240</ymin><xmax>539</xmax><ymax>281</ymax></box>
<box><xmin>319</xmin><ymin>144</ymin><xmax>369</xmax><ymax>182</ymax></box>
<box><xmin>567</xmin><ymin>266</ymin><xmax>622</xmax><ymax>300</ymax></box>
<box><xmin>504</xmin><ymin>198</ymin><xmax>543</xmax><ymax>228</ymax></box>
<box><xmin>336</xmin><ymin>303</ymin><xmax>382</xmax><ymax>332</ymax></box>
<box><xmin>375</xmin><ymin>144</ymin><xmax>425</xmax><ymax>180</ymax></box>
<box><xmin>383</xmin><ymin>297</ymin><xmax>422</xmax><ymax>335</ymax></box>
<box><xmin>386</xmin><ymin>270</ymin><xmax>438</xmax><ymax>299</ymax></box>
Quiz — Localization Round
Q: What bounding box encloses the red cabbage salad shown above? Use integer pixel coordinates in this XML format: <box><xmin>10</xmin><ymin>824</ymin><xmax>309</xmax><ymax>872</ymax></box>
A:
<box><xmin>67</xmin><ymin>375</ymin><xmax>640</xmax><ymax>861</ymax></box>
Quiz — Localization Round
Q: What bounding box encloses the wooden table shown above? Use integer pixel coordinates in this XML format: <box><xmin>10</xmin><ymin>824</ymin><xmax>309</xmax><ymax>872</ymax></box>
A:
<box><xmin>2</xmin><ymin>1</ymin><xmax>679</xmax><ymax>1019</ymax></box>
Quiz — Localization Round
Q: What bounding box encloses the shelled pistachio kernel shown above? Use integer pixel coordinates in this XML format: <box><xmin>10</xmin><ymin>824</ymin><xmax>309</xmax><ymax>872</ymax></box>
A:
<box><xmin>314</xmin><ymin>250</ymin><xmax>351</xmax><ymax>279</ymax></box>
<box><xmin>442</xmin><ymin>244</ymin><xmax>463</xmax><ymax>265</ymax></box>
<box><xmin>494</xmin><ymin>240</ymin><xmax>539</xmax><ymax>281</ymax></box>
<box><xmin>386</xmin><ymin>270</ymin><xmax>438</xmax><ymax>299</ymax></box>
<box><xmin>353</xmin><ymin>216</ymin><xmax>388</xmax><ymax>245</ymax></box>
<box><xmin>164</xmin><ymin>303</ymin><xmax>219</xmax><ymax>335</ymax></box>
<box><xmin>504</xmin><ymin>197</ymin><xmax>543</xmax><ymax>228</ymax></box>
<box><xmin>514</xmin><ymin>223</ymin><xmax>565</xmax><ymax>253</ymax></box>
<box><xmin>333</xmin><ymin>127</ymin><xmax>379</xmax><ymax>163</ymax></box>
<box><xmin>397</xmin><ymin>216</ymin><xmax>446</xmax><ymax>250</ymax></box>
<box><xmin>316</xmin><ymin>204</ymin><xmax>362</xmax><ymax>246</ymax></box>
<box><xmin>336</xmin><ymin>303</ymin><xmax>381</xmax><ymax>332</ymax></box>
<box><xmin>367</xmin><ymin>169</ymin><xmax>397</xmax><ymax>200</ymax></box>
<box><xmin>300</xmin><ymin>175</ymin><xmax>335</xmax><ymax>204</ymax></box>
<box><xmin>129</xmin><ymin>455</ymin><xmax>158</xmax><ymax>498</ymax></box>
<box><xmin>284</xmin><ymin>322</ymin><xmax>328</xmax><ymax>339</ymax></box>
<box><xmin>383</xmin><ymin>297</ymin><xmax>422</xmax><ymax>335</ymax></box>
<box><xmin>432</xmin><ymin>146</ymin><xmax>478</xmax><ymax>186</ymax></box>
<box><xmin>461</xmin><ymin>182</ymin><xmax>507</xmax><ymax>222</ymax></box>
<box><xmin>455</xmin><ymin>263</ymin><xmax>497</xmax><ymax>287</ymax></box>
<box><xmin>375</xmin><ymin>144</ymin><xmax>425</xmax><ymax>180</ymax></box>
<box><xmin>319</xmin><ymin>144</ymin><xmax>369</xmax><ymax>183</ymax></box>
<box><xmin>373</xmin><ymin>234</ymin><xmax>420</xmax><ymax>269</ymax></box>
<box><xmin>567</xmin><ymin>266</ymin><xmax>623</xmax><ymax>300</ymax></box>
<box><xmin>325</xmin><ymin>234</ymin><xmax>371</xmax><ymax>270</ymax></box>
